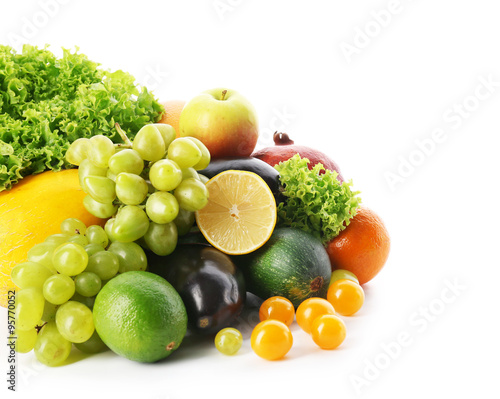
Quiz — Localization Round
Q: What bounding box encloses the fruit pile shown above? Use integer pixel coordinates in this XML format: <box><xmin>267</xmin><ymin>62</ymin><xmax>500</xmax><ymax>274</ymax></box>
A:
<box><xmin>6</xmin><ymin>87</ymin><xmax>390</xmax><ymax>365</ymax></box>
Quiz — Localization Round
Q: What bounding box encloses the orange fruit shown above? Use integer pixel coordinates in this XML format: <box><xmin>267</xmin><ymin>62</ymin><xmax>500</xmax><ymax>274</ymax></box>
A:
<box><xmin>325</xmin><ymin>206</ymin><xmax>390</xmax><ymax>285</ymax></box>
<box><xmin>195</xmin><ymin>170</ymin><xmax>276</xmax><ymax>255</ymax></box>
<box><xmin>0</xmin><ymin>169</ymin><xmax>105</xmax><ymax>307</ymax></box>
<box><xmin>157</xmin><ymin>100</ymin><xmax>186</xmax><ymax>137</ymax></box>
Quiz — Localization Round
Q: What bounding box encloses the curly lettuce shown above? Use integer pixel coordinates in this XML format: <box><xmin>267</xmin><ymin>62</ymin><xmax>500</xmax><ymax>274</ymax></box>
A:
<box><xmin>0</xmin><ymin>45</ymin><xmax>163</xmax><ymax>191</ymax></box>
<box><xmin>274</xmin><ymin>154</ymin><xmax>361</xmax><ymax>244</ymax></box>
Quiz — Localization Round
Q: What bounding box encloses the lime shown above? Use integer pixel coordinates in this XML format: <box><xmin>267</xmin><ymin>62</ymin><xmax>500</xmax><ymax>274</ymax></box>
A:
<box><xmin>93</xmin><ymin>271</ymin><xmax>187</xmax><ymax>363</ymax></box>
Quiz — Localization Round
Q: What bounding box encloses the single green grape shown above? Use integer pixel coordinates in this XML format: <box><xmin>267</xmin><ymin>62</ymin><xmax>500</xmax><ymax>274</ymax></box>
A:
<box><xmin>167</xmin><ymin>137</ymin><xmax>202</xmax><ymax>168</ymax></box>
<box><xmin>173</xmin><ymin>208</ymin><xmax>196</xmax><ymax>235</ymax></box>
<box><xmin>145</xmin><ymin>191</ymin><xmax>179</xmax><ymax>224</ymax></box>
<box><xmin>85</xmin><ymin>251</ymin><xmax>119</xmax><ymax>280</ymax></box>
<box><xmin>67</xmin><ymin>234</ymin><xmax>89</xmax><ymax>247</ymax></box>
<box><xmin>181</xmin><ymin>167</ymin><xmax>200</xmax><ymax>181</ymax></box>
<box><xmin>149</xmin><ymin>159</ymin><xmax>183</xmax><ymax>191</ymax></box>
<box><xmin>214</xmin><ymin>328</ymin><xmax>243</xmax><ymax>356</ymax></box>
<box><xmin>144</xmin><ymin>222</ymin><xmax>178</xmax><ymax>256</ymax></box>
<box><xmin>60</xmin><ymin>218</ymin><xmax>87</xmax><ymax>236</ymax></box>
<box><xmin>87</xmin><ymin>135</ymin><xmax>115</xmax><ymax>169</ymax></box>
<box><xmin>187</xmin><ymin>137</ymin><xmax>211</xmax><ymax>170</ymax></box>
<box><xmin>133</xmin><ymin>124</ymin><xmax>166</xmax><ymax>162</ymax></box>
<box><xmin>106</xmin><ymin>168</ymin><xmax>117</xmax><ymax>182</ymax></box>
<box><xmin>107</xmin><ymin>241</ymin><xmax>147</xmax><ymax>273</ymax></box>
<box><xmin>44</xmin><ymin>234</ymin><xmax>71</xmax><ymax>246</ymax></box>
<box><xmin>15</xmin><ymin>288</ymin><xmax>44</xmax><ymax>331</ymax></box>
<box><xmin>83</xmin><ymin>195</ymin><xmax>118</xmax><ymax>219</ymax></box>
<box><xmin>104</xmin><ymin>218</ymin><xmax>117</xmax><ymax>242</ymax></box>
<box><xmin>11</xmin><ymin>261</ymin><xmax>54</xmax><ymax>290</ymax></box>
<box><xmin>27</xmin><ymin>242</ymin><xmax>58</xmax><ymax>272</ymax></box>
<box><xmin>85</xmin><ymin>225</ymin><xmax>108</xmax><ymax>248</ymax></box>
<box><xmin>74</xmin><ymin>330</ymin><xmax>108</xmax><ymax>354</ymax></box>
<box><xmin>71</xmin><ymin>293</ymin><xmax>96</xmax><ymax>310</ymax></box>
<box><xmin>329</xmin><ymin>269</ymin><xmax>359</xmax><ymax>287</ymax></box>
<box><xmin>43</xmin><ymin>274</ymin><xmax>75</xmax><ymax>305</ymax></box>
<box><xmin>34</xmin><ymin>322</ymin><xmax>72</xmax><ymax>367</ymax></box>
<box><xmin>11</xmin><ymin>328</ymin><xmax>38</xmax><ymax>353</ymax></box>
<box><xmin>84</xmin><ymin>176</ymin><xmax>116</xmax><ymax>204</ymax></box>
<box><xmin>74</xmin><ymin>272</ymin><xmax>102</xmax><ymax>297</ymax></box>
<box><xmin>52</xmin><ymin>242</ymin><xmax>88</xmax><ymax>276</ymax></box>
<box><xmin>108</xmin><ymin>148</ymin><xmax>144</xmax><ymax>175</ymax></box>
<box><xmin>41</xmin><ymin>301</ymin><xmax>58</xmax><ymax>322</ymax></box>
<box><xmin>154</xmin><ymin>123</ymin><xmax>177</xmax><ymax>148</ymax></box>
<box><xmin>198</xmin><ymin>174</ymin><xmax>209</xmax><ymax>184</ymax></box>
<box><xmin>78</xmin><ymin>159</ymin><xmax>108</xmax><ymax>193</ymax></box>
<box><xmin>111</xmin><ymin>205</ymin><xmax>149</xmax><ymax>243</ymax></box>
<box><xmin>66</xmin><ymin>138</ymin><xmax>90</xmax><ymax>166</ymax></box>
<box><xmin>84</xmin><ymin>243</ymin><xmax>106</xmax><ymax>257</ymax></box>
<box><xmin>115</xmin><ymin>173</ymin><xmax>148</xmax><ymax>205</ymax></box>
<box><xmin>56</xmin><ymin>301</ymin><xmax>94</xmax><ymax>343</ymax></box>
<box><xmin>174</xmin><ymin>178</ymin><xmax>209</xmax><ymax>212</ymax></box>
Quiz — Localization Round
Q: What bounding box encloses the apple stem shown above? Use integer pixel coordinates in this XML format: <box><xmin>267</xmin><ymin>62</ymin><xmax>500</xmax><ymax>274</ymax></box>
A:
<box><xmin>220</xmin><ymin>89</ymin><xmax>227</xmax><ymax>101</ymax></box>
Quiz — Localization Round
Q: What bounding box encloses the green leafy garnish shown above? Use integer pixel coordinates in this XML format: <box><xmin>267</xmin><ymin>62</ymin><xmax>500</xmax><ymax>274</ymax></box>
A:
<box><xmin>274</xmin><ymin>154</ymin><xmax>361</xmax><ymax>244</ymax></box>
<box><xmin>0</xmin><ymin>45</ymin><xmax>163</xmax><ymax>191</ymax></box>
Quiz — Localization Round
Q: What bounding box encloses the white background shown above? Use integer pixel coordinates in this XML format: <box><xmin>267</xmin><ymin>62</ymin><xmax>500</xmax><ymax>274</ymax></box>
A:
<box><xmin>1</xmin><ymin>1</ymin><xmax>500</xmax><ymax>398</ymax></box>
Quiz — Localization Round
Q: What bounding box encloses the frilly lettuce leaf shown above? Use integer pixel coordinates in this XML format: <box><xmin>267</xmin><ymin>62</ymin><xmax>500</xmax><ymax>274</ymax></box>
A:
<box><xmin>0</xmin><ymin>45</ymin><xmax>163</xmax><ymax>191</ymax></box>
<box><xmin>274</xmin><ymin>154</ymin><xmax>361</xmax><ymax>244</ymax></box>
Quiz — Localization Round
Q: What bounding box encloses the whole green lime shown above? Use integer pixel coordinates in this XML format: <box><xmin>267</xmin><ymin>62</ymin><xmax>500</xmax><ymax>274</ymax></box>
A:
<box><xmin>93</xmin><ymin>271</ymin><xmax>187</xmax><ymax>363</ymax></box>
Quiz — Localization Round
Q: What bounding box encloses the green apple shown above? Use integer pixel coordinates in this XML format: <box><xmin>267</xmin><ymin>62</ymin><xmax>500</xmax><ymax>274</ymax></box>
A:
<box><xmin>178</xmin><ymin>88</ymin><xmax>259</xmax><ymax>158</ymax></box>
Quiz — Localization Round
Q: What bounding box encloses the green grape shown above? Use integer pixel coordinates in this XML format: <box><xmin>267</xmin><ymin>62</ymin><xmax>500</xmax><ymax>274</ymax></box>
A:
<box><xmin>66</xmin><ymin>138</ymin><xmax>91</xmax><ymax>166</ymax></box>
<box><xmin>84</xmin><ymin>176</ymin><xmax>116</xmax><ymax>204</ymax></box>
<box><xmin>83</xmin><ymin>195</ymin><xmax>118</xmax><ymax>219</ymax></box>
<box><xmin>87</xmin><ymin>135</ymin><xmax>115</xmax><ymax>168</ymax></box>
<box><xmin>104</xmin><ymin>218</ymin><xmax>117</xmax><ymax>242</ymax></box>
<box><xmin>56</xmin><ymin>301</ymin><xmax>94</xmax><ymax>343</ymax></box>
<box><xmin>41</xmin><ymin>301</ymin><xmax>58</xmax><ymax>322</ymax></box>
<box><xmin>198</xmin><ymin>174</ymin><xmax>209</xmax><ymax>184</ymax></box>
<box><xmin>84</xmin><ymin>243</ymin><xmax>105</xmax><ymax>257</ymax></box>
<box><xmin>74</xmin><ymin>330</ymin><xmax>108</xmax><ymax>354</ymax></box>
<box><xmin>108</xmin><ymin>148</ymin><xmax>144</xmax><ymax>175</ymax></box>
<box><xmin>15</xmin><ymin>288</ymin><xmax>44</xmax><ymax>331</ymax></box>
<box><xmin>145</xmin><ymin>191</ymin><xmax>179</xmax><ymax>224</ymax></box>
<box><xmin>167</xmin><ymin>137</ymin><xmax>202</xmax><ymax>168</ymax></box>
<box><xmin>44</xmin><ymin>233</ymin><xmax>71</xmax><ymax>246</ymax></box>
<box><xmin>115</xmin><ymin>173</ymin><xmax>148</xmax><ymax>205</ymax></box>
<box><xmin>106</xmin><ymin>168</ymin><xmax>118</xmax><ymax>182</ymax></box>
<box><xmin>52</xmin><ymin>242</ymin><xmax>88</xmax><ymax>276</ymax></box>
<box><xmin>107</xmin><ymin>241</ymin><xmax>147</xmax><ymax>273</ymax></box>
<box><xmin>71</xmin><ymin>293</ymin><xmax>95</xmax><ymax>310</ymax></box>
<box><xmin>144</xmin><ymin>222</ymin><xmax>178</xmax><ymax>256</ymax></box>
<box><xmin>133</xmin><ymin>124</ymin><xmax>166</xmax><ymax>162</ymax></box>
<box><xmin>78</xmin><ymin>159</ymin><xmax>108</xmax><ymax>193</ymax></box>
<box><xmin>34</xmin><ymin>322</ymin><xmax>72</xmax><ymax>367</ymax></box>
<box><xmin>60</xmin><ymin>218</ymin><xmax>87</xmax><ymax>236</ymax></box>
<box><xmin>43</xmin><ymin>274</ymin><xmax>75</xmax><ymax>305</ymax></box>
<box><xmin>111</xmin><ymin>205</ymin><xmax>149</xmax><ymax>243</ymax></box>
<box><xmin>85</xmin><ymin>251</ymin><xmax>119</xmax><ymax>280</ymax></box>
<box><xmin>154</xmin><ymin>123</ymin><xmax>177</xmax><ymax>148</ymax></box>
<box><xmin>11</xmin><ymin>261</ymin><xmax>54</xmax><ymax>290</ymax></box>
<box><xmin>174</xmin><ymin>178</ymin><xmax>209</xmax><ymax>212</ymax></box>
<box><xmin>11</xmin><ymin>328</ymin><xmax>38</xmax><ymax>353</ymax></box>
<box><xmin>27</xmin><ymin>242</ymin><xmax>57</xmax><ymax>272</ymax></box>
<box><xmin>181</xmin><ymin>167</ymin><xmax>200</xmax><ymax>180</ymax></box>
<box><xmin>173</xmin><ymin>208</ymin><xmax>195</xmax><ymax>235</ymax></box>
<box><xmin>329</xmin><ymin>269</ymin><xmax>360</xmax><ymax>287</ymax></box>
<box><xmin>149</xmin><ymin>159</ymin><xmax>182</xmax><ymax>191</ymax></box>
<box><xmin>187</xmin><ymin>137</ymin><xmax>211</xmax><ymax>170</ymax></box>
<box><xmin>67</xmin><ymin>235</ymin><xmax>89</xmax><ymax>247</ymax></box>
<box><xmin>74</xmin><ymin>272</ymin><xmax>101</xmax><ymax>297</ymax></box>
<box><xmin>85</xmin><ymin>225</ymin><xmax>108</xmax><ymax>248</ymax></box>
<box><xmin>214</xmin><ymin>328</ymin><xmax>243</xmax><ymax>356</ymax></box>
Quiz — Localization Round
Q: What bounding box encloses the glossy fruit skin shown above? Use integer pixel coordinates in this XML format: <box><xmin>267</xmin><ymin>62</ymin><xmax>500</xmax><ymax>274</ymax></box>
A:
<box><xmin>259</xmin><ymin>296</ymin><xmax>295</xmax><ymax>326</ymax></box>
<box><xmin>198</xmin><ymin>157</ymin><xmax>283</xmax><ymax>202</ymax></box>
<box><xmin>238</xmin><ymin>228</ymin><xmax>331</xmax><ymax>308</ymax></box>
<box><xmin>179</xmin><ymin>88</ymin><xmax>259</xmax><ymax>158</ymax></box>
<box><xmin>325</xmin><ymin>206</ymin><xmax>390</xmax><ymax>285</ymax></box>
<box><xmin>327</xmin><ymin>279</ymin><xmax>365</xmax><ymax>316</ymax></box>
<box><xmin>252</xmin><ymin>132</ymin><xmax>344</xmax><ymax>182</ymax></box>
<box><xmin>147</xmin><ymin>244</ymin><xmax>246</xmax><ymax>335</ymax></box>
<box><xmin>311</xmin><ymin>314</ymin><xmax>346</xmax><ymax>349</ymax></box>
<box><xmin>296</xmin><ymin>297</ymin><xmax>336</xmax><ymax>334</ymax></box>
<box><xmin>251</xmin><ymin>319</ymin><xmax>293</xmax><ymax>360</ymax></box>
<box><xmin>0</xmin><ymin>169</ymin><xmax>104</xmax><ymax>307</ymax></box>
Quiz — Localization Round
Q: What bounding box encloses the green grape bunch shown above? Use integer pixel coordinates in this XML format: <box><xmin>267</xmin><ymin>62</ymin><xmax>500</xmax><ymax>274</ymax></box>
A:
<box><xmin>11</xmin><ymin>217</ymin><xmax>148</xmax><ymax>366</ymax></box>
<box><xmin>66</xmin><ymin>123</ymin><xmax>211</xmax><ymax>256</ymax></box>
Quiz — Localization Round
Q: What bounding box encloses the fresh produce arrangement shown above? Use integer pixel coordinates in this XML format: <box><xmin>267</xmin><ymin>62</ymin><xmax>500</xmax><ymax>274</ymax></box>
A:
<box><xmin>3</xmin><ymin>57</ymin><xmax>391</xmax><ymax>367</ymax></box>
